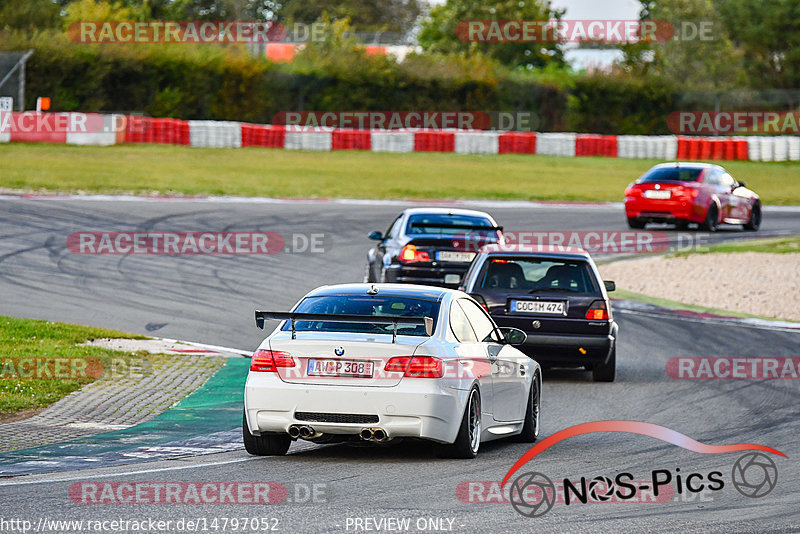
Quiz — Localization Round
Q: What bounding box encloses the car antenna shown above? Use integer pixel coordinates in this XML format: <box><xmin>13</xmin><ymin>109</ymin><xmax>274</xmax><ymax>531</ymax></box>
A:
<box><xmin>367</xmin><ymin>285</ymin><xmax>379</xmax><ymax>296</ymax></box>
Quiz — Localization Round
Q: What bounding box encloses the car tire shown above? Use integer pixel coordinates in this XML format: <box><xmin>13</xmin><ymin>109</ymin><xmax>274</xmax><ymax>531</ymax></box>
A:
<box><xmin>242</xmin><ymin>412</ymin><xmax>291</xmax><ymax>456</ymax></box>
<box><xmin>627</xmin><ymin>218</ymin><xmax>646</xmax><ymax>229</ymax></box>
<box><xmin>592</xmin><ymin>346</ymin><xmax>616</xmax><ymax>383</ymax></box>
<box><xmin>744</xmin><ymin>202</ymin><xmax>761</xmax><ymax>231</ymax></box>
<box><xmin>438</xmin><ymin>387</ymin><xmax>481</xmax><ymax>459</ymax></box>
<box><xmin>513</xmin><ymin>371</ymin><xmax>541</xmax><ymax>443</ymax></box>
<box><xmin>701</xmin><ymin>204</ymin><xmax>719</xmax><ymax>232</ymax></box>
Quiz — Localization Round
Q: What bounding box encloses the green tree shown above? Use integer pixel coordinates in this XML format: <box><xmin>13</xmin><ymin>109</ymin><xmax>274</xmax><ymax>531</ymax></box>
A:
<box><xmin>620</xmin><ymin>0</ymin><xmax>744</xmax><ymax>90</ymax></box>
<box><xmin>277</xmin><ymin>0</ymin><xmax>421</xmax><ymax>35</ymax></box>
<box><xmin>63</xmin><ymin>0</ymin><xmax>134</xmax><ymax>27</ymax></box>
<box><xmin>418</xmin><ymin>0</ymin><xmax>564</xmax><ymax>69</ymax></box>
<box><xmin>105</xmin><ymin>0</ymin><xmax>279</xmax><ymax>20</ymax></box>
<box><xmin>0</xmin><ymin>0</ymin><xmax>61</xmax><ymax>30</ymax></box>
<box><xmin>716</xmin><ymin>0</ymin><xmax>800</xmax><ymax>89</ymax></box>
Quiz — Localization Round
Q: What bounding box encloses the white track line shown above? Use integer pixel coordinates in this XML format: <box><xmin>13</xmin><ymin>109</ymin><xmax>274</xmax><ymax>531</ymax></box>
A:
<box><xmin>156</xmin><ymin>337</ymin><xmax>251</xmax><ymax>357</ymax></box>
<box><xmin>0</xmin><ymin>193</ymin><xmax>623</xmax><ymax>209</ymax></box>
<box><xmin>0</xmin><ymin>457</ymin><xmax>257</xmax><ymax>487</ymax></box>
<box><xmin>2</xmin><ymin>192</ymin><xmax>800</xmax><ymax>211</ymax></box>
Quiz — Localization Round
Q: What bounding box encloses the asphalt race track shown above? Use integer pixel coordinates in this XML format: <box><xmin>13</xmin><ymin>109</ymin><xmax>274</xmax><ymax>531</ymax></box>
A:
<box><xmin>1</xmin><ymin>196</ymin><xmax>799</xmax><ymax>533</ymax></box>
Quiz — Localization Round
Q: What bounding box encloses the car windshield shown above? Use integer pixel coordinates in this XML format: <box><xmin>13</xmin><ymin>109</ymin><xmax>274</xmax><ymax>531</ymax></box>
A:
<box><xmin>406</xmin><ymin>214</ymin><xmax>498</xmax><ymax>239</ymax></box>
<box><xmin>478</xmin><ymin>257</ymin><xmax>600</xmax><ymax>294</ymax></box>
<box><xmin>639</xmin><ymin>167</ymin><xmax>704</xmax><ymax>183</ymax></box>
<box><xmin>282</xmin><ymin>295</ymin><xmax>440</xmax><ymax>336</ymax></box>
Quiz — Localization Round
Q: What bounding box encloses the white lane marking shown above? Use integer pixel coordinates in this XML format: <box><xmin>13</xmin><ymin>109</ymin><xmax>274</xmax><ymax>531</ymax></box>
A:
<box><xmin>0</xmin><ymin>193</ymin><xmax>623</xmax><ymax>210</ymax></box>
<box><xmin>0</xmin><ymin>456</ymin><xmax>257</xmax><ymax>487</ymax></box>
<box><xmin>3</xmin><ymin>193</ymin><xmax>800</xmax><ymax>211</ymax></box>
<box><xmin>156</xmin><ymin>337</ymin><xmax>251</xmax><ymax>357</ymax></box>
<box><xmin>0</xmin><ymin>440</ymin><xmax>322</xmax><ymax>487</ymax></box>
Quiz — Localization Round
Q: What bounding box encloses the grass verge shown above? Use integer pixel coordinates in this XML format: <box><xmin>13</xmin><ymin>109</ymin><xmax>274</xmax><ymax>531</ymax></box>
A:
<box><xmin>2</xmin><ymin>143</ymin><xmax>800</xmax><ymax>204</ymax></box>
<box><xmin>0</xmin><ymin>316</ymin><xmax>148</xmax><ymax>415</ymax></box>
<box><xmin>673</xmin><ymin>236</ymin><xmax>800</xmax><ymax>256</ymax></box>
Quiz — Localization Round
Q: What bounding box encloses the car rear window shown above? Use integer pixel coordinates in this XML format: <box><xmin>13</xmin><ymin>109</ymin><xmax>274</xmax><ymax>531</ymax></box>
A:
<box><xmin>283</xmin><ymin>295</ymin><xmax>440</xmax><ymax>336</ymax></box>
<box><xmin>477</xmin><ymin>257</ymin><xmax>600</xmax><ymax>294</ymax></box>
<box><xmin>639</xmin><ymin>167</ymin><xmax>704</xmax><ymax>183</ymax></box>
<box><xmin>406</xmin><ymin>214</ymin><xmax>498</xmax><ymax>238</ymax></box>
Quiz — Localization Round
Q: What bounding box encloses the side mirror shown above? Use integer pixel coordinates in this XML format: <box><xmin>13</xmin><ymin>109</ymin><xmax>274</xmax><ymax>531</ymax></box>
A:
<box><xmin>498</xmin><ymin>327</ymin><xmax>527</xmax><ymax>346</ymax></box>
<box><xmin>604</xmin><ymin>280</ymin><xmax>616</xmax><ymax>292</ymax></box>
<box><xmin>368</xmin><ymin>231</ymin><xmax>383</xmax><ymax>241</ymax></box>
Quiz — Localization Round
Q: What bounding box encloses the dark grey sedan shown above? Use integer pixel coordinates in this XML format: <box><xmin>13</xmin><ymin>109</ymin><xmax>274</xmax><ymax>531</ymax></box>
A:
<box><xmin>460</xmin><ymin>244</ymin><xmax>618</xmax><ymax>382</ymax></box>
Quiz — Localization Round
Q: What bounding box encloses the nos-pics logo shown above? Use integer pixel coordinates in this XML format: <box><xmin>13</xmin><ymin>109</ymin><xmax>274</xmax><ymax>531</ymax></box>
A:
<box><xmin>502</xmin><ymin>421</ymin><xmax>783</xmax><ymax>518</ymax></box>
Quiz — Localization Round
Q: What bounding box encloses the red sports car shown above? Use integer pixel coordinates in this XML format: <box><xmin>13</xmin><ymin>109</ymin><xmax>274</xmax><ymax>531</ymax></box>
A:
<box><xmin>624</xmin><ymin>163</ymin><xmax>761</xmax><ymax>232</ymax></box>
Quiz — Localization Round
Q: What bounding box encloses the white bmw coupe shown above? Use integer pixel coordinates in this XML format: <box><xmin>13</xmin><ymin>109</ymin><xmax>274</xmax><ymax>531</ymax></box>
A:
<box><xmin>243</xmin><ymin>283</ymin><xmax>541</xmax><ymax>458</ymax></box>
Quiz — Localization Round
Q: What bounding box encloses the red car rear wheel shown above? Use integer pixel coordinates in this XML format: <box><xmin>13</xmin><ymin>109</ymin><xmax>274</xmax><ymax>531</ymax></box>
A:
<box><xmin>701</xmin><ymin>204</ymin><xmax>719</xmax><ymax>232</ymax></box>
<box><xmin>744</xmin><ymin>202</ymin><xmax>761</xmax><ymax>231</ymax></box>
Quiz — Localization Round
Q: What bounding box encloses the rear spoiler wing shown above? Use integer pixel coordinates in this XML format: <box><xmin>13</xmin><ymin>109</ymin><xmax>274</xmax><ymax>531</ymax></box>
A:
<box><xmin>409</xmin><ymin>223</ymin><xmax>503</xmax><ymax>231</ymax></box>
<box><xmin>254</xmin><ymin>311</ymin><xmax>434</xmax><ymax>342</ymax></box>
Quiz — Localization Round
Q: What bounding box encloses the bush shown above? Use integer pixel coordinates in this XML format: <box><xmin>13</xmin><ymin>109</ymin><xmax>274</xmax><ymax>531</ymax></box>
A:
<box><xmin>567</xmin><ymin>73</ymin><xmax>677</xmax><ymax>134</ymax></box>
<box><xmin>1</xmin><ymin>29</ymin><xmax>681</xmax><ymax>133</ymax></box>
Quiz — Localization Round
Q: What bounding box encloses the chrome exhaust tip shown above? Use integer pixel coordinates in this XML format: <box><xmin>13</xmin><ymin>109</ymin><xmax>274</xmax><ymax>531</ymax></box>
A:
<box><xmin>299</xmin><ymin>425</ymin><xmax>315</xmax><ymax>438</ymax></box>
<box><xmin>288</xmin><ymin>425</ymin><xmax>301</xmax><ymax>438</ymax></box>
<box><xmin>372</xmin><ymin>428</ymin><xmax>387</xmax><ymax>441</ymax></box>
<box><xmin>360</xmin><ymin>428</ymin><xmax>374</xmax><ymax>440</ymax></box>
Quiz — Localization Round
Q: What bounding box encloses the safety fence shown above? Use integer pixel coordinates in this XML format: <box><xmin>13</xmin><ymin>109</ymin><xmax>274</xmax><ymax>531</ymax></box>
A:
<box><xmin>1</xmin><ymin>112</ymin><xmax>799</xmax><ymax>162</ymax></box>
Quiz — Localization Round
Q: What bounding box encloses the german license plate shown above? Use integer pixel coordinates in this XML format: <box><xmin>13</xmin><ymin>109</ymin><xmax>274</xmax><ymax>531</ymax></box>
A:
<box><xmin>511</xmin><ymin>300</ymin><xmax>565</xmax><ymax>315</ymax></box>
<box><xmin>437</xmin><ymin>251</ymin><xmax>476</xmax><ymax>262</ymax></box>
<box><xmin>644</xmin><ymin>190</ymin><xmax>671</xmax><ymax>199</ymax></box>
<box><xmin>307</xmin><ymin>359</ymin><xmax>374</xmax><ymax>378</ymax></box>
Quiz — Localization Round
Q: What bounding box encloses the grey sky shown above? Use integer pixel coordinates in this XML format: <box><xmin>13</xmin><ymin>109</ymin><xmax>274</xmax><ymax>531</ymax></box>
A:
<box><xmin>553</xmin><ymin>0</ymin><xmax>641</xmax><ymax>20</ymax></box>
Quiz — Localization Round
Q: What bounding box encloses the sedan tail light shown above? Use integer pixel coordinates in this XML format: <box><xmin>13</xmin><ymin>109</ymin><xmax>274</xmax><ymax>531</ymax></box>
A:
<box><xmin>399</xmin><ymin>245</ymin><xmax>430</xmax><ymax>262</ymax></box>
<box><xmin>250</xmin><ymin>349</ymin><xmax>295</xmax><ymax>372</ymax></box>
<box><xmin>585</xmin><ymin>301</ymin><xmax>609</xmax><ymax>321</ymax></box>
<box><xmin>674</xmin><ymin>186</ymin><xmax>699</xmax><ymax>198</ymax></box>
<box><xmin>384</xmin><ymin>355</ymin><xmax>444</xmax><ymax>378</ymax></box>
<box><xmin>624</xmin><ymin>184</ymin><xmax>641</xmax><ymax>197</ymax></box>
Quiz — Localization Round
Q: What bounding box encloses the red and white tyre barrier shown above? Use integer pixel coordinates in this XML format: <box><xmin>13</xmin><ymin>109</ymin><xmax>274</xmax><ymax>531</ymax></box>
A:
<box><xmin>2</xmin><ymin>112</ymin><xmax>800</xmax><ymax>162</ymax></box>
<box><xmin>284</xmin><ymin>127</ymin><xmax>333</xmax><ymax>151</ymax></box>
<box><xmin>455</xmin><ymin>131</ymin><xmax>500</xmax><ymax>155</ymax></box>
<box><xmin>370</xmin><ymin>130</ymin><xmax>414</xmax><ymax>153</ymax></box>
<box><xmin>535</xmin><ymin>132</ymin><xmax>577</xmax><ymax>157</ymax></box>
<box><xmin>189</xmin><ymin>120</ymin><xmax>242</xmax><ymax>148</ymax></box>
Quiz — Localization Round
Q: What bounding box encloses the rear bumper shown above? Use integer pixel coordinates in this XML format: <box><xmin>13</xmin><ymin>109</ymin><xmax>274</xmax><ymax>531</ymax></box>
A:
<box><xmin>385</xmin><ymin>264</ymin><xmax>469</xmax><ymax>288</ymax></box>
<box><xmin>491</xmin><ymin>314</ymin><xmax>615</xmax><ymax>365</ymax></box>
<box><xmin>625</xmin><ymin>199</ymin><xmax>705</xmax><ymax>223</ymax></box>
<box><xmin>244</xmin><ymin>373</ymin><xmax>466</xmax><ymax>444</ymax></box>
<box><xmin>519</xmin><ymin>333</ymin><xmax>614</xmax><ymax>365</ymax></box>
